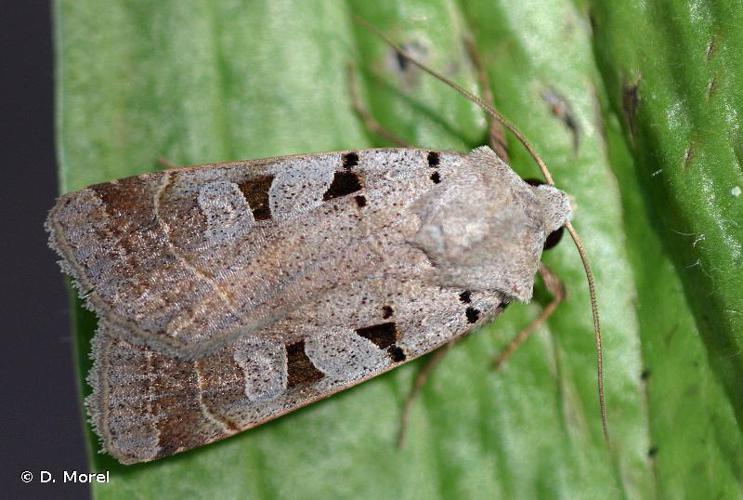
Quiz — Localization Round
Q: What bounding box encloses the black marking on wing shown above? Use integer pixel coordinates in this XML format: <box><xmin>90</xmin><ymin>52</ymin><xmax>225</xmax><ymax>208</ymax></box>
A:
<box><xmin>382</xmin><ymin>305</ymin><xmax>394</xmax><ymax>319</ymax></box>
<box><xmin>354</xmin><ymin>195</ymin><xmax>367</xmax><ymax>207</ymax></box>
<box><xmin>238</xmin><ymin>175</ymin><xmax>274</xmax><ymax>221</ymax></box>
<box><xmin>286</xmin><ymin>340</ymin><xmax>325</xmax><ymax>387</ymax></box>
<box><xmin>459</xmin><ymin>291</ymin><xmax>472</xmax><ymax>303</ymax></box>
<box><xmin>427</xmin><ymin>151</ymin><xmax>440</xmax><ymax>167</ymax></box>
<box><xmin>355</xmin><ymin>322</ymin><xmax>398</xmax><ymax>349</ymax></box>
<box><xmin>342</xmin><ymin>152</ymin><xmax>359</xmax><ymax>168</ymax></box>
<box><xmin>465</xmin><ymin>307</ymin><xmax>481</xmax><ymax>323</ymax></box>
<box><xmin>323</xmin><ymin>171</ymin><xmax>363</xmax><ymax>200</ymax></box>
<box><xmin>387</xmin><ymin>345</ymin><xmax>407</xmax><ymax>362</ymax></box>
<box><xmin>430</xmin><ymin>172</ymin><xmax>441</xmax><ymax>184</ymax></box>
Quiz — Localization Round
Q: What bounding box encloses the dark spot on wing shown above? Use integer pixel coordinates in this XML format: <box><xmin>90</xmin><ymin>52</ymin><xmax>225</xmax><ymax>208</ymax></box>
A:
<box><xmin>459</xmin><ymin>291</ymin><xmax>472</xmax><ymax>303</ymax></box>
<box><xmin>354</xmin><ymin>195</ymin><xmax>367</xmax><ymax>207</ymax></box>
<box><xmin>149</xmin><ymin>354</ymin><xmax>210</xmax><ymax>459</ymax></box>
<box><xmin>640</xmin><ymin>368</ymin><xmax>651</xmax><ymax>381</ymax></box>
<box><xmin>465</xmin><ymin>307</ymin><xmax>480</xmax><ymax>323</ymax></box>
<box><xmin>91</xmin><ymin>176</ymin><xmax>150</xmax><ymax>218</ymax></box>
<box><xmin>90</xmin><ymin>176</ymin><xmax>157</xmax><ymax>252</ymax></box>
<box><xmin>387</xmin><ymin>345</ymin><xmax>407</xmax><ymax>362</ymax></box>
<box><xmin>427</xmin><ymin>151</ymin><xmax>440</xmax><ymax>167</ymax></box>
<box><xmin>238</xmin><ymin>174</ymin><xmax>274</xmax><ymax>221</ymax></box>
<box><xmin>286</xmin><ymin>340</ymin><xmax>325</xmax><ymax>387</ymax></box>
<box><xmin>342</xmin><ymin>152</ymin><xmax>359</xmax><ymax>168</ymax></box>
<box><xmin>323</xmin><ymin>171</ymin><xmax>363</xmax><ymax>200</ymax></box>
<box><xmin>355</xmin><ymin>322</ymin><xmax>398</xmax><ymax>349</ymax></box>
<box><xmin>648</xmin><ymin>446</ymin><xmax>659</xmax><ymax>458</ymax></box>
<box><xmin>382</xmin><ymin>305</ymin><xmax>394</xmax><ymax>319</ymax></box>
<box><xmin>430</xmin><ymin>172</ymin><xmax>441</xmax><ymax>184</ymax></box>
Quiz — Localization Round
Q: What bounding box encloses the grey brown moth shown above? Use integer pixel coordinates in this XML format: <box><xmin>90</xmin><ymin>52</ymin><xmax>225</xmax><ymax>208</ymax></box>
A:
<box><xmin>46</xmin><ymin>23</ymin><xmax>606</xmax><ymax>465</ymax></box>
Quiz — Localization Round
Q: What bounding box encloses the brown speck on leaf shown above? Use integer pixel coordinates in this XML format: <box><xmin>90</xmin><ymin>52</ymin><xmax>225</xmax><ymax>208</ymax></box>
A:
<box><xmin>705</xmin><ymin>36</ymin><xmax>717</xmax><ymax>61</ymax></box>
<box><xmin>588</xmin><ymin>8</ymin><xmax>598</xmax><ymax>34</ymax></box>
<box><xmin>706</xmin><ymin>76</ymin><xmax>718</xmax><ymax>100</ymax></box>
<box><xmin>623</xmin><ymin>81</ymin><xmax>640</xmax><ymax>140</ymax></box>
<box><xmin>387</xmin><ymin>40</ymin><xmax>427</xmax><ymax>89</ymax></box>
<box><xmin>683</xmin><ymin>145</ymin><xmax>695</xmax><ymax>170</ymax></box>
<box><xmin>542</xmin><ymin>87</ymin><xmax>581</xmax><ymax>153</ymax></box>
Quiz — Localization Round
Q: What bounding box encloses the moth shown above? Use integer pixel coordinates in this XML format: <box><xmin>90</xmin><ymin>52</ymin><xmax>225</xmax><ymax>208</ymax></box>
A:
<box><xmin>46</xmin><ymin>25</ymin><xmax>605</xmax><ymax>465</ymax></box>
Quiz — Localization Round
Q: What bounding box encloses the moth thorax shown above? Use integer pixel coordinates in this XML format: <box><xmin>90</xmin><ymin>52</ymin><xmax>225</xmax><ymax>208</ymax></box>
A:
<box><xmin>411</xmin><ymin>148</ymin><xmax>572</xmax><ymax>303</ymax></box>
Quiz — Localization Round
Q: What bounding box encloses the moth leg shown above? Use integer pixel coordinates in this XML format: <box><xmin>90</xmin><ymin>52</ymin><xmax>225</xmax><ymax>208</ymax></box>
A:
<box><xmin>397</xmin><ymin>339</ymin><xmax>458</xmax><ymax>447</ymax></box>
<box><xmin>157</xmin><ymin>157</ymin><xmax>180</xmax><ymax>169</ymax></box>
<box><xmin>491</xmin><ymin>263</ymin><xmax>565</xmax><ymax>370</ymax></box>
<box><xmin>462</xmin><ymin>36</ymin><xmax>509</xmax><ymax>162</ymax></box>
<box><xmin>346</xmin><ymin>63</ymin><xmax>410</xmax><ymax>147</ymax></box>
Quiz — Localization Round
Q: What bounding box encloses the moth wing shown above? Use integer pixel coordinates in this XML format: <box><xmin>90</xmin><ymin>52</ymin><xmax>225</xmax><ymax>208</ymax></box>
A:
<box><xmin>88</xmin><ymin>276</ymin><xmax>507</xmax><ymax>464</ymax></box>
<box><xmin>47</xmin><ymin>149</ymin><xmax>447</xmax><ymax>356</ymax></box>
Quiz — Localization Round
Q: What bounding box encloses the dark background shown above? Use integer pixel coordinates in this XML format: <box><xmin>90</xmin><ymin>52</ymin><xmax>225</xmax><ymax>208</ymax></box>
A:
<box><xmin>1</xmin><ymin>1</ymin><xmax>90</xmax><ymax>498</ymax></box>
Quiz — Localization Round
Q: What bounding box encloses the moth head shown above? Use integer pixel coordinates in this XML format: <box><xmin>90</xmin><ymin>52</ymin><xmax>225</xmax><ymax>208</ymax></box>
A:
<box><xmin>412</xmin><ymin>146</ymin><xmax>572</xmax><ymax>302</ymax></box>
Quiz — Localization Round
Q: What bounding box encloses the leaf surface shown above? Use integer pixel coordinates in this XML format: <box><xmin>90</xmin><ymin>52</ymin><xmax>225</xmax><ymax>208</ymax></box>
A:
<box><xmin>54</xmin><ymin>1</ymin><xmax>741</xmax><ymax>498</ymax></box>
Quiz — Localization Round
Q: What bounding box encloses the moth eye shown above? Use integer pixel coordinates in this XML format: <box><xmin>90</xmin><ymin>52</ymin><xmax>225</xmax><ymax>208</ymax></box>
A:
<box><xmin>523</xmin><ymin>177</ymin><xmax>565</xmax><ymax>250</ymax></box>
<box><xmin>429</xmin><ymin>172</ymin><xmax>441</xmax><ymax>184</ymax></box>
<box><xmin>465</xmin><ymin>307</ymin><xmax>481</xmax><ymax>323</ymax></box>
<box><xmin>543</xmin><ymin>227</ymin><xmax>565</xmax><ymax>250</ymax></box>
<box><xmin>323</xmin><ymin>171</ymin><xmax>363</xmax><ymax>200</ymax></box>
<box><xmin>427</xmin><ymin>151</ymin><xmax>440</xmax><ymax>167</ymax></box>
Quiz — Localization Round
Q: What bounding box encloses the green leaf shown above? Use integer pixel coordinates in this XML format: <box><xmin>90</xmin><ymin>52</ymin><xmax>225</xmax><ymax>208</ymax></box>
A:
<box><xmin>588</xmin><ymin>0</ymin><xmax>743</xmax><ymax>429</ymax></box>
<box><xmin>54</xmin><ymin>0</ymin><xmax>742</xmax><ymax>498</ymax></box>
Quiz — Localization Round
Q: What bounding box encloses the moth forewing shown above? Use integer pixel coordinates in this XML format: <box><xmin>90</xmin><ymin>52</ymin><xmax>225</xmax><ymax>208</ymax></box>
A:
<box><xmin>46</xmin><ymin>146</ymin><xmax>569</xmax><ymax>464</ymax></box>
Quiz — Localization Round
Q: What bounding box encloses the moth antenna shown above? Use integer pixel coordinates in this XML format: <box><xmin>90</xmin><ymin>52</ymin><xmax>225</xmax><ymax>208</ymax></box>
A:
<box><xmin>354</xmin><ymin>15</ymin><xmax>609</xmax><ymax>445</ymax></box>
